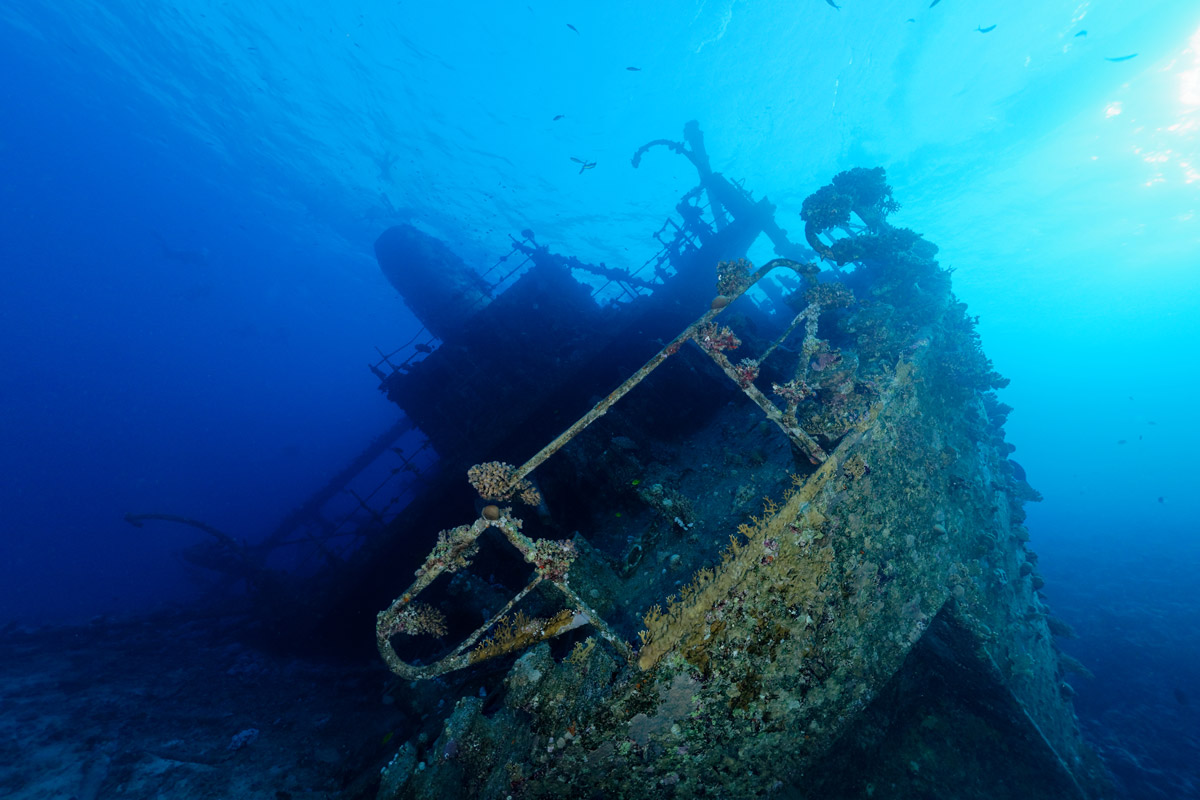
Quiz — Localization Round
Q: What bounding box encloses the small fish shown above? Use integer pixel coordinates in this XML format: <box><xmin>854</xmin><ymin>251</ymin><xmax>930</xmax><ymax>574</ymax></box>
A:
<box><xmin>1105</xmin><ymin>53</ymin><xmax>1138</xmax><ymax>62</ymax></box>
<box><xmin>566</xmin><ymin>23</ymin><xmax>579</xmax><ymax>34</ymax></box>
<box><xmin>570</xmin><ymin>157</ymin><xmax>597</xmax><ymax>173</ymax></box>
<box><xmin>825</xmin><ymin>0</ymin><xmax>840</xmax><ymax>9</ymax></box>
<box><xmin>1148</xmin><ymin>421</ymin><xmax>1157</xmax><ymax>425</ymax></box>
<box><xmin>626</xmin><ymin>66</ymin><xmax>642</xmax><ymax>71</ymax></box>
<box><xmin>976</xmin><ymin>24</ymin><xmax>996</xmax><ymax>33</ymax></box>
<box><xmin>552</xmin><ymin>114</ymin><xmax>565</xmax><ymax>121</ymax></box>
<box><xmin>1117</xmin><ymin>439</ymin><xmax>1127</xmax><ymax>445</ymax></box>
<box><xmin>906</xmin><ymin>18</ymin><xmax>916</xmax><ymax>22</ymax></box>
<box><xmin>1075</xmin><ymin>30</ymin><xmax>1087</xmax><ymax>37</ymax></box>
<box><xmin>929</xmin><ymin>0</ymin><xmax>940</xmax><ymax>7</ymax></box>
<box><xmin>1157</xmin><ymin>496</ymin><xmax>1165</xmax><ymax>504</ymax></box>
<box><xmin>1175</xmin><ymin>688</ymin><xmax>1189</xmax><ymax>706</ymax></box>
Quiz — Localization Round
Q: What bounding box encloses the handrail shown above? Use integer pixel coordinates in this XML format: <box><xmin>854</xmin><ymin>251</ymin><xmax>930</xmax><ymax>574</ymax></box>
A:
<box><xmin>376</xmin><ymin>257</ymin><xmax>850</xmax><ymax>680</ymax></box>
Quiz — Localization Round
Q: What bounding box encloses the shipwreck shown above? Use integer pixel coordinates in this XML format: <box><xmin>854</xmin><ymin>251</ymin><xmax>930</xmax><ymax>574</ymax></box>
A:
<box><xmin>364</xmin><ymin>125</ymin><xmax>1112</xmax><ymax>799</ymax></box>
<box><xmin>130</xmin><ymin>122</ymin><xmax>1114</xmax><ymax>798</ymax></box>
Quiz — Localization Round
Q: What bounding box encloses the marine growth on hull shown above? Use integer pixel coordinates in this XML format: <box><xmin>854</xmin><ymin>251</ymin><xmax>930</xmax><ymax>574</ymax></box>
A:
<box><xmin>370</xmin><ymin>147</ymin><xmax>1113</xmax><ymax>799</ymax></box>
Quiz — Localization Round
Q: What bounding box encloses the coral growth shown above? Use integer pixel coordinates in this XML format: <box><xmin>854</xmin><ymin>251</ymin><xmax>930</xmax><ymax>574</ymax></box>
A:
<box><xmin>804</xmin><ymin>281</ymin><xmax>855</xmax><ymax>310</ymax></box>
<box><xmin>695</xmin><ymin>323</ymin><xmax>741</xmax><ymax>354</ymax></box>
<box><xmin>377</xmin><ymin>602</ymin><xmax>448</xmax><ymax>638</ymax></box>
<box><xmin>469</xmin><ymin>608</ymin><xmax>584</xmax><ymax>665</ymax></box>
<box><xmin>418</xmin><ymin>524</ymin><xmax>480</xmax><ymax>579</ymax></box>
<box><xmin>772</xmin><ymin>378</ymin><xmax>812</xmax><ymax>404</ymax></box>
<box><xmin>529</xmin><ymin>538</ymin><xmax>577</xmax><ymax>582</ymax></box>
<box><xmin>732</xmin><ymin>358</ymin><xmax>760</xmax><ymax>388</ymax></box>
<box><xmin>801</xmin><ymin>167</ymin><xmax>901</xmax><ymax>264</ymax></box>
<box><xmin>716</xmin><ymin>258</ymin><xmax>753</xmax><ymax>297</ymax></box>
<box><xmin>830</xmin><ymin>166</ymin><xmax>900</xmax><ymax>229</ymax></box>
<box><xmin>467</xmin><ymin>461</ymin><xmax>543</xmax><ymax>506</ymax></box>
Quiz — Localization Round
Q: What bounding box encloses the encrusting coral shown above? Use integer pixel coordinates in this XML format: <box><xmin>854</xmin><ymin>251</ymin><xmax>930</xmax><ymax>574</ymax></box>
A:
<box><xmin>467</xmin><ymin>461</ymin><xmax>543</xmax><ymax>506</ymax></box>
<box><xmin>801</xmin><ymin>166</ymin><xmax>901</xmax><ymax>264</ymax></box>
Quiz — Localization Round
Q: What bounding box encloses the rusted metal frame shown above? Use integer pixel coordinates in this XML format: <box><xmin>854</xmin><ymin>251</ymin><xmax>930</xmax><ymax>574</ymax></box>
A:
<box><xmin>589</xmin><ymin>280</ymin><xmax>613</xmax><ymax>299</ymax></box>
<box><xmin>507</xmin><ymin>306</ymin><xmax>726</xmax><ymax>486</ymax></box>
<box><xmin>376</xmin><ymin>482</ymin><xmax>419</xmax><ymax>518</ymax></box>
<box><xmin>448</xmin><ymin>575</ymin><xmax>544</xmax><ymax>661</ymax></box>
<box><xmin>694</xmin><ymin>296</ymin><xmax>827</xmax><ymax>463</ymax></box>
<box><xmin>373</xmin><ymin>345</ymin><xmax>402</xmax><ymax>374</ymax></box>
<box><xmin>326</xmin><ymin>436</ymin><xmax>435</xmax><ymax>545</ymax></box>
<box><xmin>698</xmin><ymin>345</ymin><xmax>827</xmax><ymax>464</ymax></box>
<box><xmin>329</xmin><ymin>478</ymin><xmax>400</xmax><ymax>539</ymax></box>
<box><xmin>291</xmin><ymin>523</ymin><xmax>342</xmax><ymax>568</ymax></box>
<box><xmin>376</xmin><ymin>511</ymin><xmax>630</xmax><ymax>681</ymax></box>
<box><xmin>347</xmin><ymin>489</ymin><xmax>386</xmax><ymax>525</ymax></box>
<box><xmin>491</xmin><ymin>253</ymin><xmax>534</xmax><ymax>288</ymax></box>
<box><xmin>378</xmin><ymin>258</ymin><xmax>825</xmax><ymax>679</ymax></box>
<box><xmin>478</xmin><ymin>244</ymin><xmax>523</xmax><ymax>282</ymax></box>
<box><xmin>510</xmin><ymin>258</ymin><xmax>820</xmax><ymax>485</ymax></box>
<box><xmin>123</xmin><ymin>512</ymin><xmax>240</xmax><ymax>548</ymax></box>
<box><xmin>628</xmin><ymin>248</ymin><xmax>668</xmax><ymax>285</ymax></box>
<box><xmin>361</xmin><ymin>445</ymin><xmax>430</xmax><ymax>509</ymax></box>
<box><xmin>274</xmin><ymin>524</ymin><xmax>381</xmax><ymax>548</ymax></box>
<box><xmin>571</xmin><ymin>260</ymin><xmax>659</xmax><ymax>290</ymax></box>
<box><xmin>652</xmin><ymin>215</ymin><xmax>680</xmax><ymax>247</ymax></box>
<box><xmin>756</xmin><ymin>303</ymin><xmax>817</xmax><ymax>367</ymax></box>
<box><xmin>374</xmin><ymin>327</ymin><xmax>437</xmax><ymax>371</ymax></box>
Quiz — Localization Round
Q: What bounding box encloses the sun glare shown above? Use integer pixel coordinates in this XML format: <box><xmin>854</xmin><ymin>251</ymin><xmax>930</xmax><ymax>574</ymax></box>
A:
<box><xmin>1105</xmin><ymin>22</ymin><xmax>1200</xmax><ymax>188</ymax></box>
<box><xmin>1180</xmin><ymin>26</ymin><xmax>1200</xmax><ymax>107</ymax></box>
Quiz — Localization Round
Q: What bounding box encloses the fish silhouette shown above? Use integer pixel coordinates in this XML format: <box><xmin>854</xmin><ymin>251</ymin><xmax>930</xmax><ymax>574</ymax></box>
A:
<box><xmin>1105</xmin><ymin>54</ymin><xmax>1138</xmax><ymax>62</ymax></box>
<box><xmin>566</xmin><ymin>23</ymin><xmax>579</xmax><ymax>34</ymax></box>
<box><xmin>977</xmin><ymin>24</ymin><xmax>996</xmax><ymax>33</ymax></box>
<box><xmin>570</xmin><ymin>157</ymin><xmax>598</xmax><ymax>174</ymax></box>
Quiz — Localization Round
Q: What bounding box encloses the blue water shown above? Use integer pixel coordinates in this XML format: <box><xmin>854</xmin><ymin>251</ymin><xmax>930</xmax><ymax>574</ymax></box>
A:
<box><xmin>2</xmin><ymin>0</ymin><xmax>1197</xmax><ymax>795</ymax></box>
